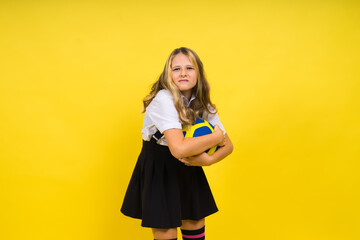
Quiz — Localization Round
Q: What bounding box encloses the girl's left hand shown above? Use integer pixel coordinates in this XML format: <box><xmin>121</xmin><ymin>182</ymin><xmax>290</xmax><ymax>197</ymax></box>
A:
<box><xmin>178</xmin><ymin>152</ymin><xmax>213</xmax><ymax>167</ymax></box>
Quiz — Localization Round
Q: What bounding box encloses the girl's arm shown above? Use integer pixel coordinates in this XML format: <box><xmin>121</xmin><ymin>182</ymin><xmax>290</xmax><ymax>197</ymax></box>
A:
<box><xmin>178</xmin><ymin>133</ymin><xmax>233</xmax><ymax>166</ymax></box>
<box><xmin>207</xmin><ymin>133</ymin><xmax>233</xmax><ymax>165</ymax></box>
<box><xmin>164</xmin><ymin>125</ymin><xmax>225</xmax><ymax>159</ymax></box>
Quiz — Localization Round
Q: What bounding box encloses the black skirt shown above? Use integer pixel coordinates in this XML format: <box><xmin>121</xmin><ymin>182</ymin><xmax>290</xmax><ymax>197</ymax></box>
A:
<box><xmin>120</xmin><ymin>136</ymin><xmax>218</xmax><ymax>228</ymax></box>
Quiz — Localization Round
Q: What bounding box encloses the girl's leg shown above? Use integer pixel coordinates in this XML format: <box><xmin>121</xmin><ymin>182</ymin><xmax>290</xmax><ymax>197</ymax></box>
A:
<box><xmin>181</xmin><ymin>218</ymin><xmax>205</xmax><ymax>230</ymax></box>
<box><xmin>152</xmin><ymin>227</ymin><xmax>177</xmax><ymax>240</ymax></box>
<box><xmin>180</xmin><ymin>218</ymin><xmax>205</xmax><ymax>240</ymax></box>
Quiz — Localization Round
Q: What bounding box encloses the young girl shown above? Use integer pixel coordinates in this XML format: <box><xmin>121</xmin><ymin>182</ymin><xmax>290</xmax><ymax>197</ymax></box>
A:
<box><xmin>121</xmin><ymin>47</ymin><xmax>233</xmax><ymax>240</ymax></box>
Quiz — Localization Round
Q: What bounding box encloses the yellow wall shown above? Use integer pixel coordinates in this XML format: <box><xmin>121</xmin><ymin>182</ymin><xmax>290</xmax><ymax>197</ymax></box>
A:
<box><xmin>1</xmin><ymin>1</ymin><xmax>359</xmax><ymax>239</ymax></box>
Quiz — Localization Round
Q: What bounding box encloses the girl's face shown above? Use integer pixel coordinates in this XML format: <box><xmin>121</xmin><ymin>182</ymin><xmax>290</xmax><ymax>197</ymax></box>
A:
<box><xmin>171</xmin><ymin>53</ymin><xmax>197</xmax><ymax>99</ymax></box>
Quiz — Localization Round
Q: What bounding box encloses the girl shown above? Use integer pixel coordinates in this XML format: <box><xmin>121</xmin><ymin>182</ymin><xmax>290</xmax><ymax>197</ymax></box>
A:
<box><xmin>121</xmin><ymin>47</ymin><xmax>233</xmax><ymax>240</ymax></box>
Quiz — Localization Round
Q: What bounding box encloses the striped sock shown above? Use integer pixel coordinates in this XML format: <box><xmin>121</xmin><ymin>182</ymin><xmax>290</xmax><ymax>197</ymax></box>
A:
<box><xmin>181</xmin><ymin>226</ymin><xmax>205</xmax><ymax>240</ymax></box>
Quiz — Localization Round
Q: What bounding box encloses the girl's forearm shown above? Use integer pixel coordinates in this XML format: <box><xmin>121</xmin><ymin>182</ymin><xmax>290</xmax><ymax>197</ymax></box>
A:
<box><xmin>208</xmin><ymin>134</ymin><xmax>233</xmax><ymax>165</ymax></box>
<box><xmin>208</xmin><ymin>143</ymin><xmax>233</xmax><ymax>165</ymax></box>
<box><xmin>179</xmin><ymin>132</ymin><xmax>222</xmax><ymax>158</ymax></box>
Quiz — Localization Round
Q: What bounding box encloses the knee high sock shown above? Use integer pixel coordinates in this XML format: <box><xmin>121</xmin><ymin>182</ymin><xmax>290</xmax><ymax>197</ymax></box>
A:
<box><xmin>181</xmin><ymin>226</ymin><xmax>205</xmax><ymax>240</ymax></box>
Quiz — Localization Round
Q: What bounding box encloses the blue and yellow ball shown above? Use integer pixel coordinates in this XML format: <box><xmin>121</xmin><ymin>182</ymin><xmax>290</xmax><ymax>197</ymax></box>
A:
<box><xmin>182</xmin><ymin>118</ymin><xmax>219</xmax><ymax>155</ymax></box>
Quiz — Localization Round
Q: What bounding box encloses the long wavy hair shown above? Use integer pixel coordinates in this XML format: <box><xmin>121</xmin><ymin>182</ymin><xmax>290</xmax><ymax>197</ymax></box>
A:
<box><xmin>142</xmin><ymin>47</ymin><xmax>217</xmax><ymax>126</ymax></box>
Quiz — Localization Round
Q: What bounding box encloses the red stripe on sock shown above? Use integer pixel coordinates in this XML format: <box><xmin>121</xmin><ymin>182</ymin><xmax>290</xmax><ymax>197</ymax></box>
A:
<box><xmin>182</xmin><ymin>232</ymin><xmax>205</xmax><ymax>239</ymax></box>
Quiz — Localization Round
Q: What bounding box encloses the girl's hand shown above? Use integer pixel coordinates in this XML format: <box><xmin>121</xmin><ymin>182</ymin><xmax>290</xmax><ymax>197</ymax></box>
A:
<box><xmin>178</xmin><ymin>152</ymin><xmax>213</xmax><ymax>167</ymax></box>
<box><xmin>214</xmin><ymin>125</ymin><xmax>225</xmax><ymax>147</ymax></box>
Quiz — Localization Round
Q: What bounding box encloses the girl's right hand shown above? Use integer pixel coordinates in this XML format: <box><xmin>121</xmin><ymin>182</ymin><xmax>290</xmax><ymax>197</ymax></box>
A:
<box><xmin>214</xmin><ymin>125</ymin><xmax>225</xmax><ymax>147</ymax></box>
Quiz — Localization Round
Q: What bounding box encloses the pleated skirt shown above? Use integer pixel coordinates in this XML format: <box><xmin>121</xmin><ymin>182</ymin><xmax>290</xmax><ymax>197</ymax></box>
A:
<box><xmin>120</xmin><ymin>138</ymin><xmax>218</xmax><ymax>228</ymax></box>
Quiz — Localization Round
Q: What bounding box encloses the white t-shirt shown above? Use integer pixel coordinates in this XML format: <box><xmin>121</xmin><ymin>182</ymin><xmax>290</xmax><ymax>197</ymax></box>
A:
<box><xmin>141</xmin><ymin>89</ymin><xmax>226</xmax><ymax>146</ymax></box>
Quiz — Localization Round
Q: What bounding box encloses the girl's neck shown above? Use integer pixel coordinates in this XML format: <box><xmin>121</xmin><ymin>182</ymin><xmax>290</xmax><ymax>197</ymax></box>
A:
<box><xmin>181</xmin><ymin>90</ymin><xmax>192</xmax><ymax>101</ymax></box>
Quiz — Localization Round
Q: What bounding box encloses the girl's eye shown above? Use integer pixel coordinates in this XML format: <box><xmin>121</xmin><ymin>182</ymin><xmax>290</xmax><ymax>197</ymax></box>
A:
<box><xmin>172</xmin><ymin>67</ymin><xmax>193</xmax><ymax>71</ymax></box>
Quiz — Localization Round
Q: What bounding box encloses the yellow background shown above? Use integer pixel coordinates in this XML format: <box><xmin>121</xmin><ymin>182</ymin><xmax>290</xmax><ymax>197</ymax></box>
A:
<box><xmin>1</xmin><ymin>0</ymin><xmax>359</xmax><ymax>239</ymax></box>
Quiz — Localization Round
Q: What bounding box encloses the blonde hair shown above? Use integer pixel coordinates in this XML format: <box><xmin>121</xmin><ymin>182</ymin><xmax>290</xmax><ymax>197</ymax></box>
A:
<box><xmin>142</xmin><ymin>47</ymin><xmax>217</xmax><ymax>125</ymax></box>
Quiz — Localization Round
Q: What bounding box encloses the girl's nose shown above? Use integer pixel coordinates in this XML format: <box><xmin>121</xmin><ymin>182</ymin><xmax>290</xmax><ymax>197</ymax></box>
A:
<box><xmin>180</xmin><ymin>68</ymin><xmax>187</xmax><ymax>77</ymax></box>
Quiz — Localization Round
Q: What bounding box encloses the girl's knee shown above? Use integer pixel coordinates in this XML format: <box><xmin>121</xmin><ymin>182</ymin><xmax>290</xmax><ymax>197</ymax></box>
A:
<box><xmin>181</xmin><ymin>218</ymin><xmax>205</xmax><ymax>230</ymax></box>
<box><xmin>152</xmin><ymin>227</ymin><xmax>177</xmax><ymax>239</ymax></box>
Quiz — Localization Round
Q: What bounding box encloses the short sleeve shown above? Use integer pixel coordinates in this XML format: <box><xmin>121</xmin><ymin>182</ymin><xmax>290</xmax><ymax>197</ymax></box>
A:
<box><xmin>146</xmin><ymin>90</ymin><xmax>182</xmax><ymax>133</ymax></box>
<box><xmin>206</xmin><ymin>106</ymin><xmax>226</xmax><ymax>135</ymax></box>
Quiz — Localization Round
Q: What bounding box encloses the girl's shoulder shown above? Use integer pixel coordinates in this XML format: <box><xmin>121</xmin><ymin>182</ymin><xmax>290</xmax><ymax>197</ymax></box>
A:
<box><xmin>153</xmin><ymin>89</ymin><xmax>173</xmax><ymax>102</ymax></box>
<box><xmin>147</xmin><ymin>89</ymin><xmax>175</xmax><ymax>110</ymax></box>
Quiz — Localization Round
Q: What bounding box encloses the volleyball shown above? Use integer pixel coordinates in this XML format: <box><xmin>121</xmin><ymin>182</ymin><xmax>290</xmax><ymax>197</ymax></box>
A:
<box><xmin>182</xmin><ymin>118</ymin><xmax>219</xmax><ymax>155</ymax></box>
